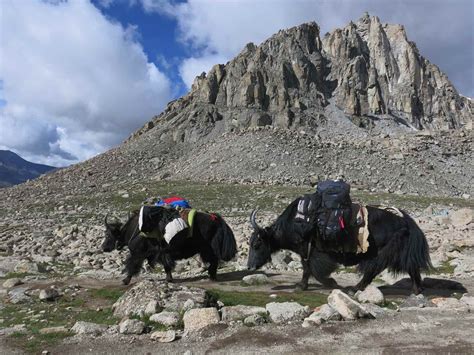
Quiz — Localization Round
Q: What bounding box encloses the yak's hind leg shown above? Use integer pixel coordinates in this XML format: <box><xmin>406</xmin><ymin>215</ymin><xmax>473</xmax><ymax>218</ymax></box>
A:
<box><xmin>309</xmin><ymin>251</ymin><xmax>339</xmax><ymax>289</ymax></box>
<box><xmin>353</xmin><ymin>259</ymin><xmax>386</xmax><ymax>293</ymax></box>
<box><xmin>123</xmin><ymin>252</ymin><xmax>146</xmax><ymax>285</ymax></box>
<box><xmin>200</xmin><ymin>248</ymin><xmax>218</xmax><ymax>281</ymax></box>
<box><xmin>409</xmin><ymin>268</ymin><xmax>423</xmax><ymax>295</ymax></box>
<box><xmin>296</xmin><ymin>259</ymin><xmax>311</xmax><ymax>291</ymax></box>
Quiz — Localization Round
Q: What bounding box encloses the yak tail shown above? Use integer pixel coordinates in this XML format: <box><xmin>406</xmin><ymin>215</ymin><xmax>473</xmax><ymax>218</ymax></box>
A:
<box><xmin>211</xmin><ymin>214</ymin><xmax>237</xmax><ymax>262</ymax></box>
<box><xmin>401</xmin><ymin>210</ymin><xmax>433</xmax><ymax>272</ymax></box>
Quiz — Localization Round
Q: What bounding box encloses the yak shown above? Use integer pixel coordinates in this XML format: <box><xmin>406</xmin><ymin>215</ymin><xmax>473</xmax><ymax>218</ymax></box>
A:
<box><xmin>102</xmin><ymin>207</ymin><xmax>237</xmax><ymax>285</ymax></box>
<box><xmin>247</xmin><ymin>197</ymin><xmax>432</xmax><ymax>294</ymax></box>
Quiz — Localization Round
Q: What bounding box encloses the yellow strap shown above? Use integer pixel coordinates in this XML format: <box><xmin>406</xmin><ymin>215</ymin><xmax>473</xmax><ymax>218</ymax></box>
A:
<box><xmin>188</xmin><ymin>209</ymin><xmax>197</xmax><ymax>228</ymax></box>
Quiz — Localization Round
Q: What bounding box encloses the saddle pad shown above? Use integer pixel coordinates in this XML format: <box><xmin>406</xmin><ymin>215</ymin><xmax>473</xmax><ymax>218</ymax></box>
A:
<box><xmin>351</xmin><ymin>204</ymin><xmax>370</xmax><ymax>254</ymax></box>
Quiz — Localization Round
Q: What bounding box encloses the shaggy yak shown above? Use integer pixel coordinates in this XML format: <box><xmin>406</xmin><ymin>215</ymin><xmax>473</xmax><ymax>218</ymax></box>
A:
<box><xmin>247</xmin><ymin>198</ymin><xmax>432</xmax><ymax>294</ymax></box>
<box><xmin>102</xmin><ymin>207</ymin><xmax>237</xmax><ymax>285</ymax></box>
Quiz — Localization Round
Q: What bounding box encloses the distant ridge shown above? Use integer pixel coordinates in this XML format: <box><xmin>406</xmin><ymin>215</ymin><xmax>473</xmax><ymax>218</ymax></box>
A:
<box><xmin>0</xmin><ymin>150</ymin><xmax>56</xmax><ymax>188</ymax></box>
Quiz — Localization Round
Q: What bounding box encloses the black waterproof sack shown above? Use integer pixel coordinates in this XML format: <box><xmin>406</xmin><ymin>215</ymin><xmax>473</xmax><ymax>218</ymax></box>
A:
<box><xmin>139</xmin><ymin>205</ymin><xmax>179</xmax><ymax>234</ymax></box>
<box><xmin>315</xmin><ymin>180</ymin><xmax>352</xmax><ymax>242</ymax></box>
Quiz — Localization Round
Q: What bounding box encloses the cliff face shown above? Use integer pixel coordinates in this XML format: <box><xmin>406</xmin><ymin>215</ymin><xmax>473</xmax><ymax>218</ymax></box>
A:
<box><xmin>130</xmin><ymin>14</ymin><xmax>471</xmax><ymax>143</ymax></box>
<box><xmin>324</xmin><ymin>14</ymin><xmax>471</xmax><ymax>129</ymax></box>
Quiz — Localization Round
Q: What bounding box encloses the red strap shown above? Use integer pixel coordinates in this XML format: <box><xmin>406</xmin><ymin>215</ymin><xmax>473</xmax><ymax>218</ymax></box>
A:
<box><xmin>339</xmin><ymin>216</ymin><xmax>345</xmax><ymax>229</ymax></box>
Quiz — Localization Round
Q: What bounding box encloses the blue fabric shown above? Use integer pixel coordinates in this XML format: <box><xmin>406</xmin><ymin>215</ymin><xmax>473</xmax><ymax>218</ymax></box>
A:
<box><xmin>155</xmin><ymin>199</ymin><xmax>191</xmax><ymax>209</ymax></box>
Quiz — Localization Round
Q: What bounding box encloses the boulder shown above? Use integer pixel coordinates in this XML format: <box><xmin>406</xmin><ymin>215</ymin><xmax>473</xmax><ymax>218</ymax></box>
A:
<box><xmin>71</xmin><ymin>321</ymin><xmax>108</xmax><ymax>335</ymax></box>
<box><xmin>221</xmin><ymin>305</ymin><xmax>267</xmax><ymax>322</ymax></box>
<box><xmin>265</xmin><ymin>302</ymin><xmax>311</xmax><ymax>324</ymax></box>
<box><xmin>150</xmin><ymin>330</ymin><xmax>176</xmax><ymax>343</ymax></box>
<box><xmin>119</xmin><ymin>319</ymin><xmax>145</xmax><ymax>334</ymax></box>
<box><xmin>327</xmin><ymin>290</ymin><xmax>371</xmax><ymax>320</ymax></box>
<box><xmin>355</xmin><ymin>285</ymin><xmax>385</xmax><ymax>305</ymax></box>
<box><xmin>183</xmin><ymin>307</ymin><xmax>220</xmax><ymax>331</ymax></box>
<box><xmin>149</xmin><ymin>311</ymin><xmax>180</xmax><ymax>327</ymax></box>
<box><xmin>242</xmin><ymin>274</ymin><xmax>270</xmax><ymax>286</ymax></box>
<box><xmin>302</xmin><ymin>304</ymin><xmax>341</xmax><ymax>327</ymax></box>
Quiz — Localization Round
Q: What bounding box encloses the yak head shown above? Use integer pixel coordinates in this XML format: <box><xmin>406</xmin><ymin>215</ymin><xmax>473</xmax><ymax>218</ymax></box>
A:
<box><xmin>102</xmin><ymin>215</ymin><xmax>125</xmax><ymax>252</ymax></box>
<box><xmin>247</xmin><ymin>209</ymin><xmax>273</xmax><ymax>271</ymax></box>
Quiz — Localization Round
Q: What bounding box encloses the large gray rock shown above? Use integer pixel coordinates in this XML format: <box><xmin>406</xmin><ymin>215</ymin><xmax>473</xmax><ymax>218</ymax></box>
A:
<box><xmin>221</xmin><ymin>305</ymin><xmax>267</xmax><ymax>322</ymax></box>
<box><xmin>327</xmin><ymin>289</ymin><xmax>371</xmax><ymax>320</ymax></box>
<box><xmin>183</xmin><ymin>307</ymin><xmax>220</xmax><ymax>331</ymax></box>
<box><xmin>14</xmin><ymin>260</ymin><xmax>39</xmax><ymax>274</ymax></box>
<box><xmin>119</xmin><ymin>319</ymin><xmax>145</xmax><ymax>334</ymax></box>
<box><xmin>149</xmin><ymin>311</ymin><xmax>180</xmax><ymax>327</ymax></box>
<box><xmin>112</xmin><ymin>280</ymin><xmax>209</xmax><ymax>317</ymax></box>
<box><xmin>302</xmin><ymin>304</ymin><xmax>341</xmax><ymax>327</ymax></box>
<box><xmin>265</xmin><ymin>302</ymin><xmax>311</xmax><ymax>324</ymax></box>
<box><xmin>71</xmin><ymin>321</ymin><xmax>108</xmax><ymax>335</ymax></box>
<box><xmin>355</xmin><ymin>285</ymin><xmax>385</xmax><ymax>305</ymax></box>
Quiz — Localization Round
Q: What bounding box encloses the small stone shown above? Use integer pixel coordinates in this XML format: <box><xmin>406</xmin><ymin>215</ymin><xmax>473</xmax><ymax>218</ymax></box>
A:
<box><xmin>149</xmin><ymin>311</ymin><xmax>180</xmax><ymax>327</ymax></box>
<box><xmin>265</xmin><ymin>302</ymin><xmax>311</xmax><ymax>324</ymax></box>
<box><xmin>460</xmin><ymin>295</ymin><xmax>474</xmax><ymax>311</ymax></box>
<box><xmin>119</xmin><ymin>318</ymin><xmax>145</xmax><ymax>334</ymax></box>
<box><xmin>150</xmin><ymin>330</ymin><xmax>176</xmax><ymax>343</ymax></box>
<box><xmin>355</xmin><ymin>285</ymin><xmax>385</xmax><ymax>305</ymax></box>
<box><xmin>243</xmin><ymin>314</ymin><xmax>267</xmax><ymax>326</ymax></box>
<box><xmin>183</xmin><ymin>308</ymin><xmax>220</xmax><ymax>331</ymax></box>
<box><xmin>242</xmin><ymin>274</ymin><xmax>270</xmax><ymax>286</ymax></box>
<box><xmin>400</xmin><ymin>294</ymin><xmax>434</xmax><ymax>309</ymax></box>
<box><xmin>39</xmin><ymin>288</ymin><xmax>60</xmax><ymax>302</ymax></box>
<box><xmin>221</xmin><ymin>305</ymin><xmax>267</xmax><ymax>322</ymax></box>
<box><xmin>302</xmin><ymin>304</ymin><xmax>341</xmax><ymax>327</ymax></box>
<box><xmin>71</xmin><ymin>321</ymin><xmax>108</xmax><ymax>335</ymax></box>
<box><xmin>144</xmin><ymin>300</ymin><xmax>159</xmax><ymax>316</ymax></box>
<box><xmin>39</xmin><ymin>326</ymin><xmax>68</xmax><ymax>334</ymax></box>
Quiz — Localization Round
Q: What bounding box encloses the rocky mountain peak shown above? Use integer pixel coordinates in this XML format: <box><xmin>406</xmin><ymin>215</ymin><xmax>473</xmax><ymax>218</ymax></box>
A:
<box><xmin>130</xmin><ymin>15</ymin><xmax>471</xmax><ymax>143</ymax></box>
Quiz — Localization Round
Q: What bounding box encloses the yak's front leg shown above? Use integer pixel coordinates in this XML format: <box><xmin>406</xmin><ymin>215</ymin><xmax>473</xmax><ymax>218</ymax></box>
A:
<box><xmin>296</xmin><ymin>258</ymin><xmax>311</xmax><ymax>291</ymax></box>
<box><xmin>122</xmin><ymin>252</ymin><xmax>146</xmax><ymax>285</ymax></box>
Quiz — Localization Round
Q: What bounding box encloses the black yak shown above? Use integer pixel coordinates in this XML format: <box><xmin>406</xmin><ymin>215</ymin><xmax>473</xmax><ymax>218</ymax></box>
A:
<box><xmin>103</xmin><ymin>207</ymin><xmax>237</xmax><ymax>285</ymax></box>
<box><xmin>247</xmin><ymin>198</ymin><xmax>432</xmax><ymax>294</ymax></box>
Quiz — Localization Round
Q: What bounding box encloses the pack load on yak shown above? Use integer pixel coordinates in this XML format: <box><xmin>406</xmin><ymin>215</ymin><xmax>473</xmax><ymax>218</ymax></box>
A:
<box><xmin>140</xmin><ymin>196</ymin><xmax>194</xmax><ymax>244</ymax></box>
<box><xmin>315</xmin><ymin>179</ymin><xmax>353</xmax><ymax>241</ymax></box>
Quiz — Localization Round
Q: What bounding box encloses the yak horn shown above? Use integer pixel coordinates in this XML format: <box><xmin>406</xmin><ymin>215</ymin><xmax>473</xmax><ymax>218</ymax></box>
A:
<box><xmin>250</xmin><ymin>209</ymin><xmax>260</xmax><ymax>231</ymax></box>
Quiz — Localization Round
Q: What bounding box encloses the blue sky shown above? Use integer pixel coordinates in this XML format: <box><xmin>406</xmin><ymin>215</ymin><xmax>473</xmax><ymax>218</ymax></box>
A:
<box><xmin>0</xmin><ymin>0</ymin><xmax>472</xmax><ymax>167</ymax></box>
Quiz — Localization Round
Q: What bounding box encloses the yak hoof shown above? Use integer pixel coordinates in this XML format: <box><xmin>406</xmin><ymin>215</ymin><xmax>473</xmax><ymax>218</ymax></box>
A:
<box><xmin>122</xmin><ymin>276</ymin><xmax>131</xmax><ymax>285</ymax></box>
<box><xmin>295</xmin><ymin>282</ymin><xmax>308</xmax><ymax>291</ymax></box>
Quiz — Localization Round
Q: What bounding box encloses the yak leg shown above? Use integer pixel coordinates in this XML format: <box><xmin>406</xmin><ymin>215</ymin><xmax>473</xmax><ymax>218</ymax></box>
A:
<box><xmin>409</xmin><ymin>269</ymin><xmax>423</xmax><ymax>295</ymax></box>
<box><xmin>164</xmin><ymin>265</ymin><xmax>173</xmax><ymax>283</ymax></box>
<box><xmin>296</xmin><ymin>259</ymin><xmax>311</xmax><ymax>291</ymax></box>
<box><xmin>207</xmin><ymin>257</ymin><xmax>218</xmax><ymax>281</ymax></box>
<box><xmin>123</xmin><ymin>252</ymin><xmax>146</xmax><ymax>285</ymax></box>
<box><xmin>354</xmin><ymin>260</ymin><xmax>385</xmax><ymax>293</ymax></box>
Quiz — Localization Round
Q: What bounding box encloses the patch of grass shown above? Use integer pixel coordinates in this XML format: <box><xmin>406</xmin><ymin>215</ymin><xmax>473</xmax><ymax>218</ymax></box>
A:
<box><xmin>1</xmin><ymin>271</ymin><xmax>32</xmax><ymax>279</ymax></box>
<box><xmin>432</xmin><ymin>258</ymin><xmax>456</xmax><ymax>275</ymax></box>
<box><xmin>89</xmin><ymin>288</ymin><xmax>124</xmax><ymax>302</ymax></box>
<box><xmin>338</xmin><ymin>266</ymin><xmax>357</xmax><ymax>273</ymax></box>
<box><xmin>207</xmin><ymin>289</ymin><xmax>326</xmax><ymax>309</ymax></box>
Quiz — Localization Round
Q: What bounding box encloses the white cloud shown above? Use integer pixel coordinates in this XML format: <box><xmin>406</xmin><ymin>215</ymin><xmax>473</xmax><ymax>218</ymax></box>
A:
<box><xmin>141</xmin><ymin>0</ymin><xmax>473</xmax><ymax>96</ymax></box>
<box><xmin>0</xmin><ymin>0</ymin><xmax>172</xmax><ymax>166</ymax></box>
<box><xmin>179</xmin><ymin>54</ymin><xmax>228</xmax><ymax>89</ymax></box>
